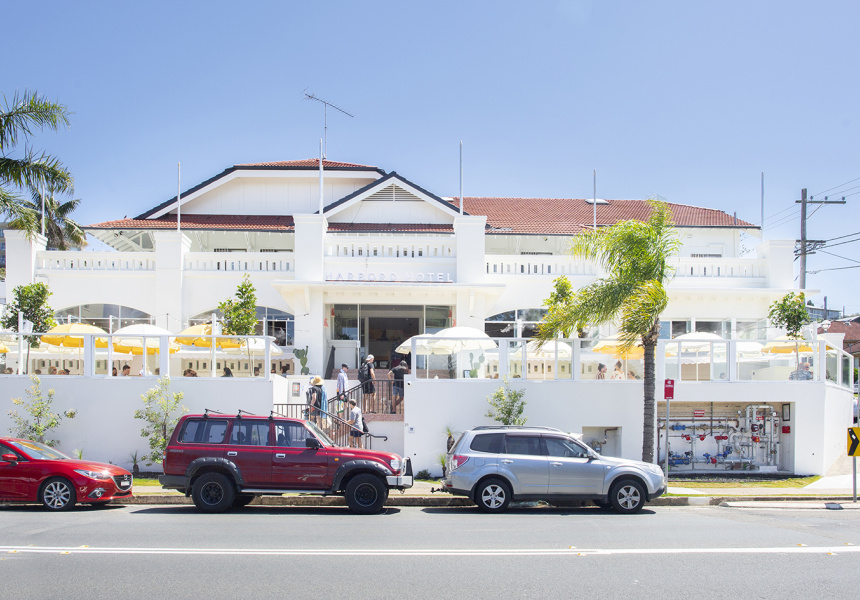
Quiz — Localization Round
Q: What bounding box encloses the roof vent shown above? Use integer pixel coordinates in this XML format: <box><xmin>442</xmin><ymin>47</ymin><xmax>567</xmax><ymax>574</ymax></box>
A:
<box><xmin>585</xmin><ymin>198</ymin><xmax>609</xmax><ymax>205</ymax></box>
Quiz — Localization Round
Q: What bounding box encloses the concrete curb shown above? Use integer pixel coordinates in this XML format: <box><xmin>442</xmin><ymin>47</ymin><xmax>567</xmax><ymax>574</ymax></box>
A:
<box><xmin>113</xmin><ymin>494</ymin><xmax>860</xmax><ymax>508</ymax></box>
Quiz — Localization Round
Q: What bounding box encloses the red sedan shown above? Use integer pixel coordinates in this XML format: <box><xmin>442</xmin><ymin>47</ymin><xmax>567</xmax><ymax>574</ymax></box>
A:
<box><xmin>0</xmin><ymin>437</ymin><xmax>133</xmax><ymax>510</ymax></box>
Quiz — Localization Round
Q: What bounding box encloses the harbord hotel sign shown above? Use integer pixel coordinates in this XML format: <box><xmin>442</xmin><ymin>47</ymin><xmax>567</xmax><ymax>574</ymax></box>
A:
<box><xmin>325</xmin><ymin>271</ymin><xmax>454</xmax><ymax>283</ymax></box>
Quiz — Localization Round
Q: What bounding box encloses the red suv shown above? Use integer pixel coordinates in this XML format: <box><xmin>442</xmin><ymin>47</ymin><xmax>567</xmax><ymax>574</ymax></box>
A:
<box><xmin>159</xmin><ymin>413</ymin><xmax>413</xmax><ymax>514</ymax></box>
<box><xmin>0</xmin><ymin>437</ymin><xmax>133</xmax><ymax>510</ymax></box>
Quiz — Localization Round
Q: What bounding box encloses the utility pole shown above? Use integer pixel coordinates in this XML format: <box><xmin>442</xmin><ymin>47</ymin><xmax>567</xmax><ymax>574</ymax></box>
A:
<box><xmin>796</xmin><ymin>188</ymin><xmax>846</xmax><ymax>290</ymax></box>
<box><xmin>799</xmin><ymin>188</ymin><xmax>807</xmax><ymax>290</ymax></box>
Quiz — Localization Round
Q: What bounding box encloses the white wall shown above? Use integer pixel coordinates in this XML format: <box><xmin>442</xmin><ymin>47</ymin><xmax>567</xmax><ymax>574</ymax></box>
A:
<box><xmin>0</xmin><ymin>376</ymin><xmax>280</xmax><ymax>472</ymax></box>
<box><xmin>330</xmin><ymin>199</ymin><xmax>456</xmax><ymax>225</ymax></box>
<box><xmin>182</xmin><ymin>176</ymin><xmax>378</xmax><ymax>217</ymax></box>
<box><xmin>403</xmin><ymin>378</ymin><xmax>645</xmax><ymax>475</ymax></box>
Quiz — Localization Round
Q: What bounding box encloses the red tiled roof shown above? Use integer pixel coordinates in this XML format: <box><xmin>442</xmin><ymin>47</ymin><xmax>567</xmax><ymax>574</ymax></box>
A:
<box><xmin>236</xmin><ymin>159</ymin><xmax>379</xmax><ymax>169</ymax></box>
<box><xmin>818</xmin><ymin>321</ymin><xmax>860</xmax><ymax>355</ymax></box>
<box><xmin>447</xmin><ymin>198</ymin><xmax>755</xmax><ymax>234</ymax></box>
<box><xmin>86</xmin><ymin>215</ymin><xmax>295</xmax><ymax>231</ymax></box>
<box><xmin>327</xmin><ymin>223</ymin><xmax>454</xmax><ymax>233</ymax></box>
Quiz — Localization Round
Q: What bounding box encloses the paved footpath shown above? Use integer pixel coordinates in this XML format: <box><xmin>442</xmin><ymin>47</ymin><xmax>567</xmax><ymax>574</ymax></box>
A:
<box><xmin>126</xmin><ymin>478</ymin><xmax>860</xmax><ymax>509</ymax></box>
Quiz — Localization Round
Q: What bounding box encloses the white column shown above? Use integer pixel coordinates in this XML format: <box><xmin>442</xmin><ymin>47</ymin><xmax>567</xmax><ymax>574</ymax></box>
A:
<box><xmin>293</xmin><ymin>214</ymin><xmax>327</xmax><ymax>281</ymax></box>
<box><xmin>153</xmin><ymin>231</ymin><xmax>192</xmax><ymax>331</ymax></box>
<box><xmin>453</xmin><ymin>215</ymin><xmax>486</xmax><ymax>284</ymax></box>
<box><xmin>3</xmin><ymin>230</ymin><xmax>47</xmax><ymax>292</ymax></box>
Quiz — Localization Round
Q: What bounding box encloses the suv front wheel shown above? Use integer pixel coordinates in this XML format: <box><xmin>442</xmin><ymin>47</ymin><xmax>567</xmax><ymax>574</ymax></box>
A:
<box><xmin>609</xmin><ymin>479</ymin><xmax>646</xmax><ymax>514</ymax></box>
<box><xmin>192</xmin><ymin>472</ymin><xmax>236</xmax><ymax>513</ymax></box>
<box><xmin>344</xmin><ymin>474</ymin><xmax>388</xmax><ymax>514</ymax></box>
<box><xmin>475</xmin><ymin>478</ymin><xmax>511</xmax><ymax>513</ymax></box>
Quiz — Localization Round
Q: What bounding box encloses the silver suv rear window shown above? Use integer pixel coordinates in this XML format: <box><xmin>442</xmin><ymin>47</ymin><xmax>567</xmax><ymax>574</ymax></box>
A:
<box><xmin>469</xmin><ymin>433</ymin><xmax>504</xmax><ymax>453</ymax></box>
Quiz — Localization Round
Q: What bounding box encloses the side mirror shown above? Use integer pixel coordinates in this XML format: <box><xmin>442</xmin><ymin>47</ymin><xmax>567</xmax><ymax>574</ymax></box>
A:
<box><xmin>305</xmin><ymin>437</ymin><xmax>322</xmax><ymax>450</ymax></box>
<box><xmin>1</xmin><ymin>453</ymin><xmax>18</xmax><ymax>464</ymax></box>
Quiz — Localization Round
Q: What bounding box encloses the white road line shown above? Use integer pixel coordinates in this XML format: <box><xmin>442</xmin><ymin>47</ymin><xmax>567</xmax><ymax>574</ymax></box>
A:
<box><xmin>1</xmin><ymin>545</ymin><xmax>858</xmax><ymax>557</ymax></box>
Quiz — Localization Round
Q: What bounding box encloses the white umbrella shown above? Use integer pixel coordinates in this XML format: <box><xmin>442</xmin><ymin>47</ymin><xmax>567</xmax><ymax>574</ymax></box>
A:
<box><xmin>430</xmin><ymin>326</ymin><xmax>497</xmax><ymax>353</ymax></box>
<box><xmin>111</xmin><ymin>324</ymin><xmax>178</xmax><ymax>355</ymax></box>
<box><xmin>223</xmin><ymin>337</ymin><xmax>284</xmax><ymax>356</ymax></box>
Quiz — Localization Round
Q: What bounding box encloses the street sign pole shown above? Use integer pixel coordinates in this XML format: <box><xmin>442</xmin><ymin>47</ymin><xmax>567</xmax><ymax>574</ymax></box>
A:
<box><xmin>664</xmin><ymin>380</ymin><xmax>675</xmax><ymax>483</ymax></box>
<box><xmin>849</xmin><ymin>427</ymin><xmax>860</xmax><ymax>503</ymax></box>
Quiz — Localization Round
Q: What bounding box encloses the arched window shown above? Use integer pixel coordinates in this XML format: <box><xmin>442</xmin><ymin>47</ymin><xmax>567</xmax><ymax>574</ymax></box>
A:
<box><xmin>485</xmin><ymin>308</ymin><xmax>547</xmax><ymax>338</ymax></box>
<box><xmin>189</xmin><ymin>307</ymin><xmax>294</xmax><ymax>347</ymax></box>
<box><xmin>54</xmin><ymin>304</ymin><xmax>152</xmax><ymax>332</ymax></box>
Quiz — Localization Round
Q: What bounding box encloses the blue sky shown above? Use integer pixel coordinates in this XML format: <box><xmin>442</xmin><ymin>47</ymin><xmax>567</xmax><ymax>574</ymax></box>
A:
<box><xmin>4</xmin><ymin>1</ymin><xmax>859</xmax><ymax>314</ymax></box>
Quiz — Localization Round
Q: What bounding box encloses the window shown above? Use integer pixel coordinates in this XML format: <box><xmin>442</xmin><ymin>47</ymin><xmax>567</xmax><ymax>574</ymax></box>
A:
<box><xmin>503</xmin><ymin>435</ymin><xmax>543</xmax><ymax>456</ymax></box>
<box><xmin>229</xmin><ymin>421</ymin><xmax>271</xmax><ymax>446</ymax></box>
<box><xmin>544</xmin><ymin>437</ymin><xmax>590</xmax><ymax>458</ymax></box>
<box><xmin>274</xmin><ymin>422</ymin><xmax>311</xmax><ymax>448</ymax></box>
<box><xmin>179</xmin><ymin>419</ymin><xmax>228</xmax><ymax>444</ymax></box>
<box><xmin>469</xmin><ymin>433</ymin><xmax>504</xmax><ymax>453</ymax></box>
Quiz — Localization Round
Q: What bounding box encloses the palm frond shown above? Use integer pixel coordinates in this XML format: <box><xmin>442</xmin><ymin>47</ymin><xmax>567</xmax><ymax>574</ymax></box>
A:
<box><xmin>0</xmin><ymin>91</ymin><xmax>70</xmax><ymax>151</ymax></box>
<box><xmin>0</xmin><ymin>152</ymin><xmax>74</xmax><ymax>193</ymax></box>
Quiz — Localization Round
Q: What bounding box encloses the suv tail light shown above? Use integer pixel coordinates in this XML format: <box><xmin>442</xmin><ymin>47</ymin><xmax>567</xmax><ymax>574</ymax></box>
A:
<box><xmin>451</xmin><ymin>455</ymin><xmax>469</xmax><ymax>470</ymax></box>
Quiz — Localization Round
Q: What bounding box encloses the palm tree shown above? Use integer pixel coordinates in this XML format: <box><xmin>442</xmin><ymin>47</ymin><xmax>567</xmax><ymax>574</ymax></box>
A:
<box><xmin>536</xmin><ymin>198</ymin><xmax>680</xmax><ymax>463</ymax></box>
<box><xmin>1</xmin><ymin>91</ymin><xmax>74</xmax><ymax>229</ymax></box>
<box><xmin>8</xmin><ymin>185</ymin><xmax>85</xmax><ymax>250</ymax></box>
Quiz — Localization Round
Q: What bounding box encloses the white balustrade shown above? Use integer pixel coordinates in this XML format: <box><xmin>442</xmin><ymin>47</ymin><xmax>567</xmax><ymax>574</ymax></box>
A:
<box><xmin>672</xmin><ymin>257</ymin><xmax>766</xmax><ymax>279</ymax></box>
<box><xmin>36</xmin><ymin>251</ymin><xmax>156</xmax><ymax>272</ymax></box>
<box><xmin>184</xmin><ymin>252</ymin><xmax>294</xmax><ymax>273</ymax></box>
<box><xmin>485</xmin><ymin>255</ymin><xmax>596</xmax><ymax>277</ymax></box>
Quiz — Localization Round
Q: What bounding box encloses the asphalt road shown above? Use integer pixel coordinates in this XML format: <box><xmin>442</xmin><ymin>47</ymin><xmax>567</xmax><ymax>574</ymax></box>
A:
<box><xmin>2</xmin><ymin>503</ymin><xmax>860</xmax><ymax>599</ymax></box>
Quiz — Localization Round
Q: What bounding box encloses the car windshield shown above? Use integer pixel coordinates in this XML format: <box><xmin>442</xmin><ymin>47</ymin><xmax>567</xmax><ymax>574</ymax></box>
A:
<box><xmin>7</xmin><ymin>440</ymin><xmax>71</xmax><ymax>460</ymax></box>
<box><xmin>305</xmin><ymin>421</ymin><xmax>336</xmax><ymax>446</ymax></box>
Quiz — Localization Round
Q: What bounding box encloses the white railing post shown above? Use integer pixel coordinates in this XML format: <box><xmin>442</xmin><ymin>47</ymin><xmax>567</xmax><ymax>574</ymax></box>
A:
<box><xmin>159</xmin><ymin>335</ymin><xmax>170</xmax><ymax>377</ymax></box>
<box><xmin>572</xmin><ymin>338</ymin><xmax>581</xmax><ymax>381</ymax></box>
<box><xmin>83</xmin><ymin>334</ymin><xmax>95</xmax><ymax>377</ymax></box>
<box><xmin>264</xmin><ymin>336</ymin><xmax>271</xmax><ymax>379</ymax></box>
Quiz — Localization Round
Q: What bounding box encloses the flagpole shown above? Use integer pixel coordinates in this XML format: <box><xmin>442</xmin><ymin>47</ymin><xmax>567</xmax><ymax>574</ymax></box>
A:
<box><xmin>177</xmin><ymin>162</ymin><xmax>181</xmax><ymax>230</ymax></box>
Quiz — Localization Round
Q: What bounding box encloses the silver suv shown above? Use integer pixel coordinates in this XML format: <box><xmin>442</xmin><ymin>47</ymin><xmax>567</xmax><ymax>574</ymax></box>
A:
<box><xmin>442</xmin><ymin>426</ymin><xmax>665</xmax><ymax>513</ymax></box>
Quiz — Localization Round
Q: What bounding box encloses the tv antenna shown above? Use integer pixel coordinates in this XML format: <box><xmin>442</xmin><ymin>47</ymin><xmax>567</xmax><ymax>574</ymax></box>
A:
<box><xmin>303</xmin><ymin>91</ymin><xmax>354</xmax><ymax>159</ymax></box>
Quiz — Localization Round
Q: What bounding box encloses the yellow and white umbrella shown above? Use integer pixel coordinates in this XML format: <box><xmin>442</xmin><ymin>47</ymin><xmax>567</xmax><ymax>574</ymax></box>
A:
<box><xmin>762</xmin><ymin>335</ymin><xmax>813</xmax><ymax>354</ymax></box>
<box><xmin>175</xmin><ymin>324</ymin><xmax>242</xmax><ymax>349</ymax></box>
<box><xmin>111</xmin><ymin>324</ymin><xmax>180</xmax><ymax>355</ymax></box>
<box><xmin>41</xmin><ymin>323</ymin><xmax>108</xmax><ymax>348</ymax></box>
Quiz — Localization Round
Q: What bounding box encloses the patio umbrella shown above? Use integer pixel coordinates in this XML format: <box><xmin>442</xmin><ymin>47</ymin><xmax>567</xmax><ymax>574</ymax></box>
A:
<box><xmin>394</xmin><ymin>335</ymin><xmax>446</xmax><ymax>355</ymax></box>
<box><xmin>41</xmin><ymin>323</ymin><xmax>109</xmax><ymax>348</ymax></box>
<box><xmin>430</xmin><ymin>326</ymin><xmax>497</xmax><ymax>353</ymax></box>
<box><xmin>175</xmin><ymin>324</ymin><xmax>242</xmax><ymax>349</ymax></box>
<box><xmin>761</xmin><ymin>335</ymin><xmax>813</xmax><ymax>354</ymax></box>
<box><xmin>222</xmin><ymin>337</ymin><xmax>284</xmax><ymax>356</ymax></box>
<box><xmin>112</xmin><ymin>324</ymin><xmax>180</xmax><ymax>355</ymax></box>
<box><xmin>0</xmin><ymin>342</ymin><xmax>8</xmax><ymax>353</ymax></box>
<box><xmin>525</xmin><ymin>340</ymin><xmax>573</xmax><ymax>359</ymax></box>
<box><xmin>591</xmin><ymin>335</ymin><xmax>645</xmax><ymax>359</ymax></box>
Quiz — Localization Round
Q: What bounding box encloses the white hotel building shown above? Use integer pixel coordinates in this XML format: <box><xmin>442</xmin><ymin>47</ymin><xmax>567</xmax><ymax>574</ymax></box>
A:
<box><xmin>0</xmin><ymin>159</ymin><xmax>854</xmax><ymax>476</ymax></box>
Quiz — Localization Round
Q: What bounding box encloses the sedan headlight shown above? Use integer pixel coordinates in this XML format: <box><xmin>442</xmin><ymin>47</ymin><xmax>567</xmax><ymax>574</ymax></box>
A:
<box><xmin>389</xmin><ymin>459</ymin><xmax>402</xmax><ymax>472</ymax></box>
<box><xmin>74</xmin><ymin>469</ymin><xmax>111</xmax><ymax>480</ymax></box>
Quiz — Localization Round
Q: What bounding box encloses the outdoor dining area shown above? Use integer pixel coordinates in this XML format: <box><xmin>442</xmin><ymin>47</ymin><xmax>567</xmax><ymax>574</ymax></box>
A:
<box><xmin>394</xmin><ymin>327</ymin><xmax>854</xmax><ymax>389</ymax></box>
<box><xmin>0</xmin><ymin>321</ymin><xmax>286</xmax><ymax>378</ymax></box>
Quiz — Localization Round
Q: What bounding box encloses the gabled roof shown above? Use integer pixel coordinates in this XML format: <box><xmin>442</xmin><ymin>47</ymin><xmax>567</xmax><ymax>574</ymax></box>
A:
<box><xmin>450</xmin><ymin>197</ymin><xmax>757</xmax><ymax>235</ymax></box>
<box><xmin>819</xmin><ymin>321</ymin><xmax>860</xmax><ymax>356</ymax></box>
<box><xmin>86</xmin><ymin>214</ymin><xmax>295</xmax><ymax>232</ymax></box>
<box><xmin>320</xmin><ymin>171</ymin><xmax>467</xmax><ymax>218</ymax></box>
<box><xmin>135</xmin><ymin>159</ymin><xmax>386</xmax><ymax>220</ymax></box>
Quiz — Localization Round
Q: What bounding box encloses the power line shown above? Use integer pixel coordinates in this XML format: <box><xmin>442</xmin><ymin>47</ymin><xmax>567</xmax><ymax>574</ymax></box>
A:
<box><xmin>818</xmin><ymin>249</ymin><xmax>860</xmax><ymax>264</ymax></box>
<box><xmin>763</xmin><ymin>209</ymin><xmax>800</xmax><ymax>230</ymax></box>
<box><xmin>807</xmin><ymin>264</ymin><xmax>860</xmax><ymax>274</ymax></box>
<box><xmin>765</xmin><ymin>204</ymin><xmax>797</xmax><ymax>221</ymax></box>
<box><xmin>822</xmin><ymin>236</ymin><xmax>860</xmax><ymax>250</ymax></box>
<box><xmin>810</xmin><ymin>176</ymin><xmax>860</xmax><ymax>198</ymax></box>
<box><xmin>825</xmin><ymin>230</ymin><xmax>860</xmax><ymax>243</ymax></box>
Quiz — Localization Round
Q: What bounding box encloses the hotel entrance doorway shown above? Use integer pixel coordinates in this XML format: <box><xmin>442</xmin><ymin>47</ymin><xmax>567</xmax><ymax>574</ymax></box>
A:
<box><xmin>329</xmin><ymin>304</ymin><xmax>451</xmax><ymax>368</ymax></box>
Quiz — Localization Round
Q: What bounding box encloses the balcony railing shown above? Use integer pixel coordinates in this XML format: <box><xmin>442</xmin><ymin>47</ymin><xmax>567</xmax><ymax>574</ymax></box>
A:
<box><xmin>184</xmin><ymin>252</ymin><xmax>294</xmax><ymax>273</ymax></box>
<box><xmin>36</xmin><ymin>251</ymin><xmax>156</xmax><ymax>272</ymax></box>
<box><xmin>485</xmin><ymin>255</ymin><xmax>597</xmax><ymax>277</ymax></box>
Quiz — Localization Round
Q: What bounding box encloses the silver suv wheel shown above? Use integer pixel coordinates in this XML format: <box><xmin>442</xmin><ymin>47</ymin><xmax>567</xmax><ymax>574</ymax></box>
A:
<box><xmin>609</xmin><ymin>479</ymin><xmax>645</xmax><ymax>514</ymax></box>
<box><xmin>476</xmin><ymin>478</ymin><xmax>511</xmax><ymax>513</ymax></box>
